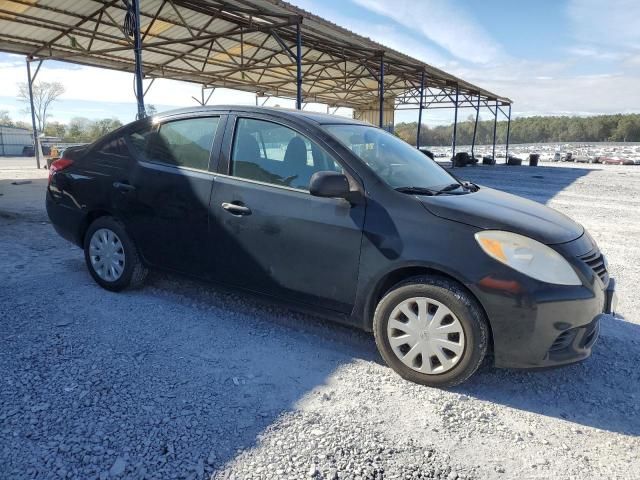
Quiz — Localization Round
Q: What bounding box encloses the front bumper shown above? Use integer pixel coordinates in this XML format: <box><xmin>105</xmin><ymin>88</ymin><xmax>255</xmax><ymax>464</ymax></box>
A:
<box><xmin>545</xmin><ymin>279</ymin><xmax>616</xmax><ymax>366</ymax></box>
<box><xmin>472</xmin><ymin>236</ymin><xmax>616</xmax><ymax>369</ymax></box>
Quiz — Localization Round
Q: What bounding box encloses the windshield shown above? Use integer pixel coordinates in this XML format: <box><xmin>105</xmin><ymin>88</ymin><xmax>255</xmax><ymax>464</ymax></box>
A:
<box><xmin>324</xmin><ymin>124</ymin><xmax>457</xmax><ymax>190</ymax></box>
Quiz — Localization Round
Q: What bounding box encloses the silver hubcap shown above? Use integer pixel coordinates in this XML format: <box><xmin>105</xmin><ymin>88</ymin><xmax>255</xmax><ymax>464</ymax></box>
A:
<box><xmin>387</xmin><ymin>297</ymin><xmax>465</xmax><ymax>374</ymax></box>
<box><xmin>89</xmin><ymin>228</ymin><xmax>125</xmax><ymax>282</ymax></box>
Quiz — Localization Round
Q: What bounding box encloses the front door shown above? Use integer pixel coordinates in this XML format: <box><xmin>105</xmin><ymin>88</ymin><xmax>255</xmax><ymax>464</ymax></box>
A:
<box><xmin>209</xmin><ymin>116</ymin><xmax>365</xmax><ymax>313</ymax></box>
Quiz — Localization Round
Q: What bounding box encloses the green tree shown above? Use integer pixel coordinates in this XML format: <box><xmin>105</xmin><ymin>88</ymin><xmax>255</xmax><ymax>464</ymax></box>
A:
<box><xmin>0</xmin><ymin>110</ymin><xmax>12</xmax><ymax>126</ymax></box>
<box><xmin>17</xmin><ymin>81</ymin><xmax>65</xmax><ymax>132</ymax></box>
<box><xmin>394</xmin><ymin>113</ymin><xmax>640</xmax><ymax>146</ymax></box>
<box><xmin>66</xmin><ymin>117</ymin><xmax>92</xmax><ymax>142</ymax></box>
<box><xmin>44</xmin><ymin>120</ymin><xmax>66</xmax><ymax>139</ymax></box>
<box><xmin>87</xmin><ymin>118</ymin><xmax>123</xmax><ymax>140</ymax></box>
<box><xmin>613</xmin><ymin>115</ymin><xmax>640</xmax><ymax>142</ymax></box>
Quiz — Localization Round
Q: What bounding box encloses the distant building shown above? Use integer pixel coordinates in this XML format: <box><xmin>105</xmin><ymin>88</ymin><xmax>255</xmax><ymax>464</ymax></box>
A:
<box><xmin>0</xmin><ymin>125</ymin><xmax>33</xmax><ymax>156</ymax></box>
<box><xmin>40</xmin><ymin>135</ymin><xmax>63</xmax><ymax>147</ymax></box>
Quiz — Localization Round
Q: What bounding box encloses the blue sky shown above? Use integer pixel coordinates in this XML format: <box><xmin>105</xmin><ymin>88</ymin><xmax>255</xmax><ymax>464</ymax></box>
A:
<box><xmin>1</xmin><ymin>0</ymin><xmax>638</xmax><ymax>127</ymax></box>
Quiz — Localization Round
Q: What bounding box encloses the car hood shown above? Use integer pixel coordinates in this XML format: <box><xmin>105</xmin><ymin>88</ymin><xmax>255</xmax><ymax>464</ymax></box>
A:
<box><xmin>418</xmin><ymin>186</ymin><xmax>583</xmax><ymax>244</ymax></box>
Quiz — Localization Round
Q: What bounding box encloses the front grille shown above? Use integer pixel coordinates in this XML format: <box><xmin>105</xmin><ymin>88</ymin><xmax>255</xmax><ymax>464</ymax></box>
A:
<box><xmin>579</xmin><ymin>249</ymin><xmax>608</xmax><ymax>283</ymax></box>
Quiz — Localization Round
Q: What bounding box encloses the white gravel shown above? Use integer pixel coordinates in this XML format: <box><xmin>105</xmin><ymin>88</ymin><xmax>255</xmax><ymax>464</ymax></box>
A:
<box><xmin>1</xmin><ymin>157</ymin><xmax>639</xmax><ymax>479</ymax></box>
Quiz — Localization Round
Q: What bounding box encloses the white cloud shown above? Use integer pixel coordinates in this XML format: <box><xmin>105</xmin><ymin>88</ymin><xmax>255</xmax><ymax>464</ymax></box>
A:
<box><xmin>0</xmin><ymin>57</ymin><xmax>352</xmax><ymax>123</ymax></box>
<box><xmin>566</xmin><ymin>46</ymin><xmax>625</xmax><ymax>62</ymax></box>
<box><xmin>0</xmin><ymin>60</ymin><xmax>203</xmax><ymax>104</ymax></box>
<box><xmin>568</xmin><ymin>0</ymin><xmax>640</xmax><ymax>50</ymax></box>
<box><xmin>351</xmin><ymin>0</ymin><xmax>503</xmax><ymax>64</ymax></box>
<box><xmin>288</xmin><ymin>0</ymin><xmax>452</xmax><ymax>68</ymax></box>
<box><xmin>2</xmin><ymin>1</ymin><xmax>639</xmax><ymax>125</ymax></box>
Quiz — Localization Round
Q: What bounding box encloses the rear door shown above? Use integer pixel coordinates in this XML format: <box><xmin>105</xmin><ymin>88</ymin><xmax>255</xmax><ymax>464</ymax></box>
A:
<box><xmin>113</xmin><ymin>114</ymin><xmax>225</xmax><ymax>277</ymax></box>
<box><xmin>208</xmin><ymin>114</ymin><xmax>365</xmax><ymax>313</ymax></box>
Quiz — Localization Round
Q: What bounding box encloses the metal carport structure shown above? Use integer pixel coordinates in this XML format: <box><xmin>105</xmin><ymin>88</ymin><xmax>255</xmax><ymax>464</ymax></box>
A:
<box><xmin>0</xmin><ymin>0</ymin><xmax>512</xmax><ymax>168</ymax></box>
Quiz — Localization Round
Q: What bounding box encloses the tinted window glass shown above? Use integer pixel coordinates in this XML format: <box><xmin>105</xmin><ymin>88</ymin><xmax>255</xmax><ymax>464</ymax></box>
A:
<box><xmin>145</xmin><ymin>117</ymin><xmax>219</xmax><ymax>170</ymax></box>
<box><xmin>94</xmin><ymin>136</ymin><xmax>131</xmax><ymax>168</ymax></box>
<box><xmin>98</xmin><ymin>136</ymin><xmax>129</xmax><ymax>156</ymax></box>
<box><xmin>325</xmin><ymin>124</ymin><xmax>456</xmax><ymax>190</ymax></box>
<box><xmin>127</xmin><ymin>127</ymin><xmax>153</xmax><ymax>155</ymax></box>
<box><xmin>230</xmin><ymin>118</ymin><xmax>341</xmax><ymax>190</ymax></box>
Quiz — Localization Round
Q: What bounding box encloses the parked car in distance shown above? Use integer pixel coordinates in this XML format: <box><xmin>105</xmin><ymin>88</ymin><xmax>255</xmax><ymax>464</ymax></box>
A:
<box><xmin>573</xmin><ymin>155</ymin><xmax>592</xmax><ymax>163</ymax></box>
<box><xmin>22</xmin><ymin>145</ymin><xmax>35</xmax><ymax>157</ymax></box>
<box><xmin>600</xmin><ymin>156</ymin><xmax>635</xmax><ymax>165</ymax></box>
<box><xmin>46</xmin><ymin>107</ymin><xmax>616</xmax><ymax>387</ymax></box>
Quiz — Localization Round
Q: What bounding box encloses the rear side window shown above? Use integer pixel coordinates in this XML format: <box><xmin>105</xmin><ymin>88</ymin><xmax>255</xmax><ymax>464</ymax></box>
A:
<box><xmin>149</xmin><ymin>117</ymin><xmax>220</xmax><ymax>170</ymax></box>
<box><xmin>230</xmin><ymin>118</ymin><xmax>342</xmax><ymax>190</ymax></box>
<box><xmin>127</xmin><ymin>117</ymin><xmax>219</xmax><ymax>170</ymax></box>
<box><xmin>98</xmin><ymin>136</ymin><xmax>129</xmax><ymax>156</ymax></box>
<box><xmin>93</xmin><ymin>135</ymin><xmax>131</xmax><ymax>168</ymax></box>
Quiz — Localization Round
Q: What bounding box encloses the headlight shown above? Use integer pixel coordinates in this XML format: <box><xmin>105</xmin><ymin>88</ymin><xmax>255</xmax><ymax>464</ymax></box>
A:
<box><xmin>475</xmin><ymin>230</ymin><xmax>582</xmax><ymax>286</ymax></box>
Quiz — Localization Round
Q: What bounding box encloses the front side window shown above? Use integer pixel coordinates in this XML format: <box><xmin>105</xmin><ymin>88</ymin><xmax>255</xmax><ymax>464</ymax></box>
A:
<box><xmin>325</xmin><ymin>124</ymin><xmax>456</xmax><ymax>190</ymax></box>
<box><xmin>144</xmin><ymin>117</ymin><xmax>219</xmax><ymax>170</ymax></box>
<box><xmin>230</xmin><ymin>118</ymin><xmax>342</xmax><ymax>190</ymax></box>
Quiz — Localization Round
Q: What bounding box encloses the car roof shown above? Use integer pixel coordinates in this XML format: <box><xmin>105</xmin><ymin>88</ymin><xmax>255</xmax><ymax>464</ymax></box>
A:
<box><xmin>156</xmin><ymin>105</ymin><xmax>370</xmax><ymax>126</ymax></box>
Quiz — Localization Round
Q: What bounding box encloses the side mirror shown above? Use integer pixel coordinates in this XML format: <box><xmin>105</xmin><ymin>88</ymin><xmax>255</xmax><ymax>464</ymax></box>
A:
<box><xmin>309</xmin><ymin>171</ymin><xmax>350</xmax><ymax>199</ymax></box>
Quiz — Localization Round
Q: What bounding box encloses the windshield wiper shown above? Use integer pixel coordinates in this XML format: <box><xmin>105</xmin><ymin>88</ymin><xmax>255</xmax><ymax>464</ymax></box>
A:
<box><xmin>434</xmin><ymin>182</ymin><xmax>480</xmax><ymax>194</ymax></box>
<box><xmin>436</xmin><ymin>183</ymin><xmax>464</xmax><ymax>194</ymax></box>
<box><xmin>394</xmin><ymin>186</ymin><xmax>438</xmax><ymax>196</ymax></box>
<box><xmin>395</xmin><ymin>182</ymin><xmax>475</xmax><ymax>196</ymax></box>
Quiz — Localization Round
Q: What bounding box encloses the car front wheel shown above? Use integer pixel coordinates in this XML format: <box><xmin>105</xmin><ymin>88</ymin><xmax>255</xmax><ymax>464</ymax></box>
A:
<box><xmin>83</xmin><ymin>216</ymin><xmax>148</xmax><ymax>292</ymax></box>
<box><xmin>373</xmin><ymin>275</ymin><xmax>489</xmax><ymax>387</ymax></box>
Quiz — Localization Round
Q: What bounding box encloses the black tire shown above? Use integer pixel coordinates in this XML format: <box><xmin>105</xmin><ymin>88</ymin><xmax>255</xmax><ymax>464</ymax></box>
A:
<box><xmin>83</xmin><ymin>216</ymin><xmax>148</xmax><ymax>292</ymax></box>
<box><xmin>373</xmin><ymin>275</ymin><xmax>489</xmax><ymax>387</ymax></box>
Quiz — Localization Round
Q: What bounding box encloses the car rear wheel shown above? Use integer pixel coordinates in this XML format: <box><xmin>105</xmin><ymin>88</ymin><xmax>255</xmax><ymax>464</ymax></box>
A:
<box><xmin>84</xmin><ymin>216</ymin><xmax>147</xmax><ymax>291</ymax></box>
<box><xmin>373</xmin><ymin>275</ymin><xmax>489</xmax><ymax>387</ymax></box>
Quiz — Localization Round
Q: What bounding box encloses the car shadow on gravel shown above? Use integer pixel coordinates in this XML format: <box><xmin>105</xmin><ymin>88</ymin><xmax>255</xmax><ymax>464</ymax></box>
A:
<box><xmin>129</xmin><ymin>272</ymin><xmax>380</xmax><ymax>474</ymax></box>
<box><xmin>1</xmin><ymin>260</ymin><xmax>381</xmax><ymax>479</ymax></box>
<box><xmin>453</xmin><ymin>165</ymin><xmax>596</xmax><ymax>205</ymax></box>
<box><xmin>456</xmin><ymin>315</ymin><xmax>640</xmax><ymax>436</ymax></box>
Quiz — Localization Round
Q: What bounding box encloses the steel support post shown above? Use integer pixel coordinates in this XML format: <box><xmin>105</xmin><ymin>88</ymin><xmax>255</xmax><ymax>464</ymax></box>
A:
<box><xmin>26</xmin><ymin>59</ymin><xmax>40</xmax><ymax>169</ymax></box>
<box><xmin>451</xmin><ymin>85</ymin><xmax>459</xmax><ymax>167</ymax></box>
<box><xmin>492</xmin><ymin>100</ymin><xmax>498</xmax><ymax>162</ymax></box>
<box><xmin>379</xmin><ymin>55</ymin><xmax>384</xmax><ymax>128</ymax></box>
<box><xmin>505</xmin><ymin>104</ymin><xmax>512</xmax><ymax>162</ymax></box>
<box><xmin>471</xmin><ymin>95</ymin><xmax>480</xmax><ymax>159</ymax></box>
<box><xmin>132</xmin><ymin>0</ymin><xmax>146</xmax><ymax>119</ymax></box>
<box><xmin>416</xmin><ymin>70</ymin><xmax>425</xmax><ymax>148</ymax></box>
<box><xmin>295</xmin><ymin>21</ymin><xmax>303</xmax><ymax>110</ymax></box>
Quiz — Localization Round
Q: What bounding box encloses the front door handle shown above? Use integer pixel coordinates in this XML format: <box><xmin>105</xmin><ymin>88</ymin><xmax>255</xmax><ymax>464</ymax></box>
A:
<box><xmin>221</xmin><ymin>202</ymin><xmax>252</xmax><ymax>216</ymax></box>
<box><xmin>113</xmin><ymin>181</ymin><xmax>136</xmax><ymax>192</ymax></box>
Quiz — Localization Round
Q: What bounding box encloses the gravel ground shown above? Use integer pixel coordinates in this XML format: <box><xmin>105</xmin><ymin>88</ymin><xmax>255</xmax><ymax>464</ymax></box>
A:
<box><xmin>1</xmin><ymin>157</ymin><xmax>639</xmax><ymax>479</ymax></box>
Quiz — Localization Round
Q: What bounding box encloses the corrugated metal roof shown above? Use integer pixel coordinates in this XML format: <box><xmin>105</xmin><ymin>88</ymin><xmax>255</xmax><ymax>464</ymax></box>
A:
<box><xmin>0</xmin><ymin>0</ymin><xmax>511</xmax><ymax>108</ymax></box>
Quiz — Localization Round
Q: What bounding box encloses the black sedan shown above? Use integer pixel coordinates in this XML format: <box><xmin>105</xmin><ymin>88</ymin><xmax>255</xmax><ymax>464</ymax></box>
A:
<box><xmin>46</xmin><ymin>106</ymin><xmax>616</xmax><ymax>387</ymax></box>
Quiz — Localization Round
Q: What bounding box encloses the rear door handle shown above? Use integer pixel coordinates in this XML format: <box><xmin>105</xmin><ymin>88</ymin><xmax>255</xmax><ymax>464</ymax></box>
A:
<box><xmin>113</xmin><ymin>182</ymin><xmax>136</xmax><ymax>192</ymax></box>
<box><xmin>221</xmin><ymin>202</ymin><xmax>251</xmax><ymax>216</ymax></box>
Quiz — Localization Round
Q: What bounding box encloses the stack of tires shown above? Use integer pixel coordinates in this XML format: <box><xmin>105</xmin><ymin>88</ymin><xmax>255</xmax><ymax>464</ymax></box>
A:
<box><xmin>453</xmin><ymin>152</ymin><xmax>477</xmax><ymax>167</ymax></box>
<box><xmin>507</xmin><ymin>155</ymin><xmax>523</xmax><ymax>166</ymax></box>
<box><xmin>529</xmin><ymin>153</ymin><xmax>540</xmax><ymax>166</ymax></box>
<box><xmin>482</xmin><ymin>155</ymin><xmax>495</xmax><ymax>165</ymax></box>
